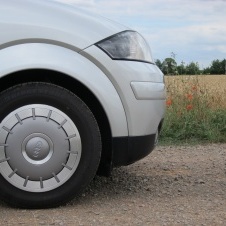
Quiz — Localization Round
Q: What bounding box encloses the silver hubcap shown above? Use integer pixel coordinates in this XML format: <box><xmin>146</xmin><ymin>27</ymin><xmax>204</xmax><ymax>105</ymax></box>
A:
<box><xmin>0</xmin><ymin>104</ymin><xmax>81</xmax><ymax>192</ymax></box>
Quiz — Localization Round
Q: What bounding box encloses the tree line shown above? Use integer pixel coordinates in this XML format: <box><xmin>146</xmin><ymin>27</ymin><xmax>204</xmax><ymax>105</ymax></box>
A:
<box><xmin>155</xmin><ymin>58</ymin><xmax>226</xmax><ymax>75</ymax></box>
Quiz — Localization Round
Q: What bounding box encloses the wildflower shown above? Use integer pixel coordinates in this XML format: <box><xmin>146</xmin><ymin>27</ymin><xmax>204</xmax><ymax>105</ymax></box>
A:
<box><xmin>186</xmin><ymin>104</ymin><xmax>193</xmax><ymax>110</ymax></box>
<box><xmin>166</xmin><ymin>99</ymin><xmax>172</xmax><ymax>107</ymax></box>
<box><xmin>187</xmin><ymin>94</ymin><xmax>193</xmax><ymax>100</ymax></box>
<box><xmin>192</xmin><ymin>85</ymin><xmax>197</xmax><ymax>91</ymax></box>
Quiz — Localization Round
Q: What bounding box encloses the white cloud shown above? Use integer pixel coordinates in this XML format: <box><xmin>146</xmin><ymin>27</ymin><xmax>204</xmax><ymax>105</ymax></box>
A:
<box><xmin>55</xmin><ymin>0</ymin><xmax>94</xmax><ymax>7</ymax></box>
<box><xmin>55</xmin><ymin>0</ymin><xmax>226</xmax><ymax>67</ymax></box>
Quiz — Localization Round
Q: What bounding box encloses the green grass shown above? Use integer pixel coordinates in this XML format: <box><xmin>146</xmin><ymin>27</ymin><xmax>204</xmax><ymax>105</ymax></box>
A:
<box><xmin>160</xmin><ymin>108</ymin><xmax>226</xmax><ymax>144</ymax></box>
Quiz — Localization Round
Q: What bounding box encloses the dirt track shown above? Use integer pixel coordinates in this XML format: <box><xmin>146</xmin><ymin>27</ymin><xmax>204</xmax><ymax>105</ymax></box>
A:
<box><xmin>0</xmin><ymin>144</ymin><xmax>226</xmax><ymax>225</ymax></box>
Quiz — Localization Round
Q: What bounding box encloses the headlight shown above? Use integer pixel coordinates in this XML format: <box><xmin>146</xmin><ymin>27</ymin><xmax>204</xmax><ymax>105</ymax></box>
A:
<box><xmin>96</xmin><ymin>30</ymin><xmax>153</xmax><ymax>63</ymax></box>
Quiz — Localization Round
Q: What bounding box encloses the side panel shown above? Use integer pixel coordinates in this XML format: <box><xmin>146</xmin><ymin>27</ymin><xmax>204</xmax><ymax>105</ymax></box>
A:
<box><xmin>0</xmin><ymin>43</ymin><xmax>128</xmax><ymax>137</ymax></box>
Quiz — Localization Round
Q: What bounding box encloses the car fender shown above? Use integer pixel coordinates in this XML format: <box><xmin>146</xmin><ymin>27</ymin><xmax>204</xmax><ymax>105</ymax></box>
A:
<box><xmin>0</xmin><ymin>43</ymin><xmax>128</xmax><ymax>137</ymax></box>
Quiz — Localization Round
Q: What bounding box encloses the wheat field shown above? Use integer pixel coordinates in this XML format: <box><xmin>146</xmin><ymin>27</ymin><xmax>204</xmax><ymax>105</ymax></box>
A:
<box><xmin>165</xmin><ymin>75</ymin><xmax>226</xmax><ymax>109</ymax></box>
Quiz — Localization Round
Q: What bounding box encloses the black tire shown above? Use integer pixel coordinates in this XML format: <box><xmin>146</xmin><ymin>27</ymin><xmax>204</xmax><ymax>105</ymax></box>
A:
<box><xmin>0</xmin><ymin>82</ymin><xmax>101</xmax><ymax>208</ymax></box>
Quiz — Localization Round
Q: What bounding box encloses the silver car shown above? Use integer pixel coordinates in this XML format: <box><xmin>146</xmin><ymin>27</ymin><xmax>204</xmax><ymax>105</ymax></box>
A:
<box><xmin>0</xmin><ymin>0</ymin><xmax>165</xmax><ymax>208</ymax></box>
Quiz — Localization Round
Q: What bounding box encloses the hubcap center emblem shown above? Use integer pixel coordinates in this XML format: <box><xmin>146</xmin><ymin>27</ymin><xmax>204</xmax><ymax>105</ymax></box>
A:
<box><xmin>26</xmin><ymin>137</ymin><xmax>49</xmax><ymax>160</ymax></box>
<box><xmin>22</xmin><ymin>133</ymin><xmax>54</xmax><ymax>165</ymax></box>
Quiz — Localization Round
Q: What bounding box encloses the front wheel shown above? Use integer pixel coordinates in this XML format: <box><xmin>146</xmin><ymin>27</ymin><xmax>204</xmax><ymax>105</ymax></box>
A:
<box><xmin>0</xmin><ymin>83</ymin><xmax>101</xmax><ymax>208</ymax></box>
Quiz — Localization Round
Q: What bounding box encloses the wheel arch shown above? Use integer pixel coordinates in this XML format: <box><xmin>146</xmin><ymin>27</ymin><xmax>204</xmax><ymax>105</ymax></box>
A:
<box><xmin>0</xmin><ymin>69</ymin><xmax>113</xmax><ymax>176</ymax></box>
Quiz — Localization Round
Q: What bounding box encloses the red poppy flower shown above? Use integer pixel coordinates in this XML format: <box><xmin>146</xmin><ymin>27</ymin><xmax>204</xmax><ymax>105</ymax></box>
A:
<box><xmin>166</xmin><ymin>99</ymin><xmax>172</xmax><ymax>107</ymax></box>
<box><xmin>186</xmin><ymin>104</ymin><xmax>193</xmax><ymax>110</ymax></box>
<box><xmin>192</xmin><ymin>85</ymin><xmax>197</xmax><ymax>91</ymax></box>
<box><xmin>187</xmin><ymin>94</ymin><xmax>193</xmax><ymax>100</ymax></box>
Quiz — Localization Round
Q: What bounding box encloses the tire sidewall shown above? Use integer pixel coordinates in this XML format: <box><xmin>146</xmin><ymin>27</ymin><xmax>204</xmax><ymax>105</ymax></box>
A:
<box><xmin>0</xmin><ymin>83</ymin><xmax>101</xmax><ymax>208</ymax></box>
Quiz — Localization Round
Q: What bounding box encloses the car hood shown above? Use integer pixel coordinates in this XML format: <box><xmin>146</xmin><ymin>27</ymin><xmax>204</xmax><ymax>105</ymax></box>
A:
<box><xmin>0</xmin><ymin>0</ymin><xmax>128</xmax><ymax>51</ymax></box>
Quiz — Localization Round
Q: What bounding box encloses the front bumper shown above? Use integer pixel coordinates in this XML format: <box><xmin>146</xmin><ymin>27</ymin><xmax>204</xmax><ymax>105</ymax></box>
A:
<box><xmin>82</xmin><ymin>45</ymin><xmax>166</xmax><ymax>172</ymax></box>
<box><xmin>81</xmin><ymin>45</ymin><xmax>166</xmax><ymax>137</ymax></box>
<box><xmin>112</xmin><ymin>119</ymin><xmax>163</xmax><ymax>166</ymax></box>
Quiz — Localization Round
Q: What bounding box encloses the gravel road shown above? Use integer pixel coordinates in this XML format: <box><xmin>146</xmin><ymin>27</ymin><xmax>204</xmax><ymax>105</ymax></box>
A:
<box><xmin>0</xmin><ymin>144</ymin><xmax>225</xmax><ymax>225</ymax></box>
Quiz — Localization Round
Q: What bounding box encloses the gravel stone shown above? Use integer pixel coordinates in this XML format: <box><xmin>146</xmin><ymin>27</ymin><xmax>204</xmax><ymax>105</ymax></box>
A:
<box><xmin>0</xmin><ymin>144</ymin><xmax>226</xmax><ymax>225</ymax></box>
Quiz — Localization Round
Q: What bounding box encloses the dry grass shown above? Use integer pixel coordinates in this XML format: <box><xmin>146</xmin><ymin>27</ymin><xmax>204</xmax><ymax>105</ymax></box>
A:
<box><xmin>165</xmin><ymin>75</ymin><xmax>226</xmax><ymax>109</ymax></box>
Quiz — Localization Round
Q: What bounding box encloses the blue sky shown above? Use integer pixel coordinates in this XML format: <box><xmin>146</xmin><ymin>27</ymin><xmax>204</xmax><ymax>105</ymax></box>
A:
<box><xmin>57</xmin><ymin>0</ymin><xmax>226</xmax><ymax>68</ymax></box>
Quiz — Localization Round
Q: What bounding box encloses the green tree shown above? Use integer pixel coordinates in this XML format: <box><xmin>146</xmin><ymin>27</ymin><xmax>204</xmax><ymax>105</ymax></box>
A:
<box><xmin>203</xmin><ymin>67</ymin><xmax>211</xmax><ymax>75</ymax></box>
<box><xmin>162</xmin><ymin>58</ymin><xmax>178</xmax><ymax>75</ymax></box>
<box><xmin>155</xmin><ymin>59</ymin><xmax>163</xmax><ymax>70</ymax></box>
<box><xmin>209</xmin><ymin>59</ymin><xmax>226</xmax><ymax>74</ymax></box>
<box><xmin>177</xmin><ymin>61</ymin><xmax>186</xmax><ymax>75</ymax></box>
<box><xmin>186</xmin><ymin>62</ymin><xmax>200</xmax><ymax>75</ymax></box>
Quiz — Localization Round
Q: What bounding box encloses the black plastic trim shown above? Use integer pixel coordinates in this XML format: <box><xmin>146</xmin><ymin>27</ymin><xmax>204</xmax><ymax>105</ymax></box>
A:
<box><xmin>112</xmin><ymin>134</ymin><xmax>156</xmax><ymax>167</ymax></box>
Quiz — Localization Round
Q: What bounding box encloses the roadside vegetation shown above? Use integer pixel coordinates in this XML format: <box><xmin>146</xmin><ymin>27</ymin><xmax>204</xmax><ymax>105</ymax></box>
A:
<box><xmin>155</xmin><ymin>56</ymin><xmax>226</xmax><ymax>144</ymax></box>
<box><xmin>160</xmin><ymin>75</ymin><xmax>226</xmax><ymax>144</ymax></box>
